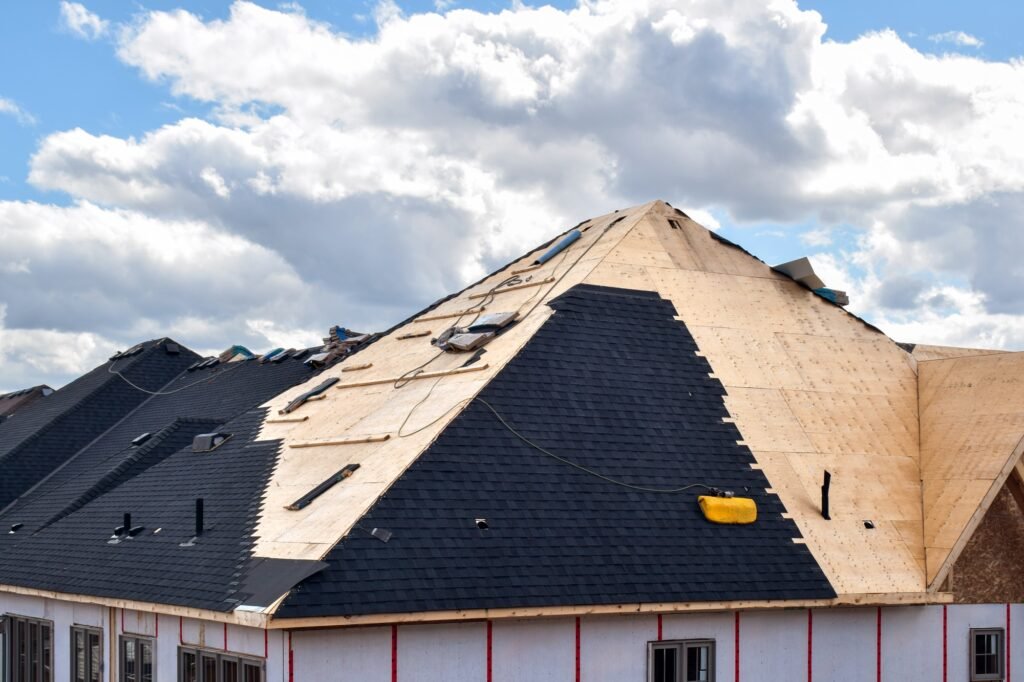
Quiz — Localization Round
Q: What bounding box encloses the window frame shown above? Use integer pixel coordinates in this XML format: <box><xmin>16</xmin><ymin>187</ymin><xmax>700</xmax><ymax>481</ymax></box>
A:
<box><xmin>119</xmin><ymin>634</ymin><xmax>156</xmax><ymax>682</ymax></box>
<box><xmin>970</xmin><ymin>628</ymin><xmax>1005</xmax><ymax>682</ymax></box>
<box><xmin>1</xmin><ymin>613</ymin><xmax>53</xmax><ymax>682</ymax></box>
<box><xmin>70</xmin><ymin>625</ymin><xmax>103</xmax><ymax>682</ymax></box>
<box><xmin>176</xmin><ymin>647</ymin><xmax>264</xmax><ymax>682</ymax></box>
<box><xmin>648</xmin><ymin>638</ymin><xmax>716</xmax><ymax>682</ymax></box>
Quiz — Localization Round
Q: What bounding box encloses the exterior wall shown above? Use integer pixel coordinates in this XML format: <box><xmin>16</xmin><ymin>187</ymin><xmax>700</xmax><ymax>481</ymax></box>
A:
<box><xmin>0</xmin><ymin>593</ymin><xmax>281</xmax><ymax>682</ymax></box>
<box><xmin>1</xmin><ymin>591</ymin><xmax>1020</xmax><ymax>681</ymax></box>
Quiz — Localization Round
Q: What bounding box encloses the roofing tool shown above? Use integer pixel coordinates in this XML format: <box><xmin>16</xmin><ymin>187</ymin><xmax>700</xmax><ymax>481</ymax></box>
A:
<box><xmin>432</xmin><ymin>311</ymin><xmax>519</xmax><ymax>352</ymax></box>
<box><xmin>534</xmin><ymin>228</ymin><xmax>581</xmax><ymax>265</ymax></box>
<box><xmin>279</xmin><ymin>376</ymin><xmax>340</xmax><ymax>414</ymax></box>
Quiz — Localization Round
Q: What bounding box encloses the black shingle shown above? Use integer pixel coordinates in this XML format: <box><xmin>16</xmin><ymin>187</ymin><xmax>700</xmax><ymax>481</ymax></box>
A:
<box><xmin>276</xmin><ymin>284</ymin><xmax>835</xmax><ymax>618</ymax></box>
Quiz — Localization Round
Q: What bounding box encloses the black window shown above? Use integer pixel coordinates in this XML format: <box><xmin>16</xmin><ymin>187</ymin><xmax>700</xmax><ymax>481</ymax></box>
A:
<box><xmin>177</xmin><ymin>648</ymin><xmax>263</xmax><ymax>682</ymax></box>
<box><xmin>971</xmin><ymin>628</ymin><xmax>1005</xmax><ymax>681</ymax></box>
<box><xmin>71</xmin><ymin>627</ymin><xmax>102</xmax><ymax>682</ymax></box>
<box><xmin>650</xmin><ymin>640</ymin><xmax>714</xmax><ymax>682</ymax></box>
<box><xmin>1</xmin><ymin>615</ymin><xmax>52</xmax><ymax>682</ymax></box>
<box><xmin>120</xmin><ymin>636</ymin><xmax>154</xmax><ymax>682</ymax></box>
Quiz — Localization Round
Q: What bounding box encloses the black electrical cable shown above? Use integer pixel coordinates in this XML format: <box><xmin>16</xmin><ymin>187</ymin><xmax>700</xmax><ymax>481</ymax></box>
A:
<box><xmin>476</xmin><ymin>398</ymin><xmax>722</xmax><ymax>495</ymax></box>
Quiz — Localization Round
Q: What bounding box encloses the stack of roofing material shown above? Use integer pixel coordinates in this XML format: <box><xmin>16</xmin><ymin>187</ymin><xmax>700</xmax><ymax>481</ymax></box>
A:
<box><xmin>305</xmin><ymin>326</ymin><xmax>371</xmax><ymax>368</ymax></box>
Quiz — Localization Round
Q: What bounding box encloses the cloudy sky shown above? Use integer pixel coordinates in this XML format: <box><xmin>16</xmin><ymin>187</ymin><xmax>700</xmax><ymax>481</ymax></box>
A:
<box><xmin>2</xmin><ymin>0</ymin><xmax>1024</xmax><ymax>390</ymax></box>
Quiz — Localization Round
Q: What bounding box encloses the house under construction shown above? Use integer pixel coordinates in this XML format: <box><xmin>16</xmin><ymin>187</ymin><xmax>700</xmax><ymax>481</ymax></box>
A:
<box><xmin>1</xmin><ymin>200</ymin><xmax>1022</xmax><ymax>681</ymax></box>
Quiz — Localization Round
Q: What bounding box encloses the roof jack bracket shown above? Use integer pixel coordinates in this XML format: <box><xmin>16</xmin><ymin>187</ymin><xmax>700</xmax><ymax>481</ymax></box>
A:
<box><xmin>280</xmin><ymin>376</ymin><xmax>340</xmax><ymax>414</ymax></box>
<box><xmin>821</xmin><ymin>470</ymin><xmax>832</xmax><ymax>520</ymax></box>
<box><xmin>286</xmin><ymin>463</ymin><xmax>361</xmax><ymax>511</ymax></box>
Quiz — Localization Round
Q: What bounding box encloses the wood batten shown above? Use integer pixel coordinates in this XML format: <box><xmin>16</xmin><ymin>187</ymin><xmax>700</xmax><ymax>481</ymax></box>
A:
<box><xmin>467</xmin><ymin>277</ymin><xmax>555</xmax><ymax>300</ymax></box>
<box><xmin>289</xmin><ymin>434</ymin><xmax>391</xmax><ymax>448</ymax></box>
<box><xmin>341</xmin><ymin>362</ymin><xmax>373</xmax><ymax>372</ymax></box>
<box><xmin>333</xmin><ymin>364</ymin><xmax>490</xmax><ymax>390</ymax></box>
<box><xmin>418</xmin><ymin>308</ymin><xmax>484</xmax><ymax>323</ymax></box>
<box><xmin>266</xmin><ymin>415</ymin><xmax>309</xmax><ymax>424</ymax></box>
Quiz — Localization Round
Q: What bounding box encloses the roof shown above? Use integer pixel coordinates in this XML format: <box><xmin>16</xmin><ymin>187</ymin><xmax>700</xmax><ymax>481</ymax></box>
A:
<box><xmin>3</xmin><ymin>199</ymin><xmax>1019</xmax><ymax>622</ymax></box>
<box><xmin>0</xmin><ymin>345</ymin><xmax>325</xmax><ymax>610</ymax></box>
<box><xmin>0</xmin><ymin>340</ymin><xmax>198</xmax><ymax>511</ymax></box>
<box><xmin>276</xmin><ymin>283</ymin><xmax>833</xmax><ymax>618</ymax></box>
<box><xmin>0</xmin><ymin>386</ymin><xmax>53</xmax><ymax>418</ymax></box>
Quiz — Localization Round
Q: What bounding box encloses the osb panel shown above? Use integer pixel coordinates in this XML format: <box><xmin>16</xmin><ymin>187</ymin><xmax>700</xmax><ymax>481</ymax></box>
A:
<box><xmin>253</xmin><ymin>204</ymin><xmax>648</xmax><ymax>564</ymax></box>
<box><xmin>781</xmin><ymin>391</ymin><xmax>918</xmax><ymax>459</ymax></box>
<box><xmin>920</xmin><ymin>352</ymin><xmax>1024</xmax><ymax>585</ymax></box>
<box><xmin>911</xmin><ymin>344</ymin><xmax>1006</xmax><ymax>362</ymax></box>
<box><xmin>950</xmin><ymin>485</ymin><xmax>1024</xmax><ymax>603</ymax></box>
<box><xmin>798</xmin><ymin>517</ymin><xmax>925</xmax><ymax>594</ymax></box>
<box><xmin>688</xmin><ymin>327</ymin><xmax>805</xmax><ymax>390</ymax></box>
<box><xmin>613</xmin><ymin>211</ymin><xmax>926</xmax><ymax>595</ymax></box>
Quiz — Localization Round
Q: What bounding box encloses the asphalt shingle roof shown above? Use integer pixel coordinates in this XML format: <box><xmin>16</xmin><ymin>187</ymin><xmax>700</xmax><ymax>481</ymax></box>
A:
<box><xmin>0</xmin><ymin>340</ymin><xmax>198</xmax><ymax>511</ymax></box>
<box><xmin>277</xmin><ymin>284</ymin><xmax>835</xmax><ymax>618</ymax></box>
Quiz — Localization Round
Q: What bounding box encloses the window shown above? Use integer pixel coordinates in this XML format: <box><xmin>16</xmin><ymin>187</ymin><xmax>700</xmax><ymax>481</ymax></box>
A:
<box><xmin>71</xmin><ymin>627</ymin><xmax>102</xmax><ymax>682</ymax></box>
<box><xmin>1</xmin><ymin>614</ymin><xmax>52</xmax><ymax>682</ymax></box>
<box><xmin>120</xmin><ymin>636</ymin><xmax>154</xmax><ymax>682</ymax></box>
<box><xmin>649</xmin><ymin>640</ymin><xmax>714</xmax><ymax>682</ymax></box>
<box><xmin>177</xmin><ymin>648</ymin><xmax>263</xmax><ymax>682</ymax></box>
<box><xmin>971</xmin><ymin>628</ymin><xmax>1005</xmax><ymax>681</ymax></box>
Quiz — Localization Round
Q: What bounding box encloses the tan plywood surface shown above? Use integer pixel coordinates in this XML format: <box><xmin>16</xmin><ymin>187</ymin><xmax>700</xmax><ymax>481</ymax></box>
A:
<box><xmin>910</xmin><ymin>344</ymin><xmax>1006</xmax><ymax>362</ymax></box>
<box><xmin>920</xmin><ymin>352</ymin><xmax>1024</xmax><ymax>586</ymax></box>
<box><xmin>580</xmin><ymin>202</ymin><xmax>925</xmax><ymax>595</ymax></box>
<box><xmin>250</xmin><ymin>199</ymin><xmax>1024</xmax><ymax>614</ymax></box>
<box><xmin>252</xmin><ymin>205</ymin><xmax>649</xmax><ymax>563</ymax></box>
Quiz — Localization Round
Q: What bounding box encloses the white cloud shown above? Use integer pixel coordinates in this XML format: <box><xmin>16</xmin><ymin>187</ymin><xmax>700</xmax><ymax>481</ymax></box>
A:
<box><xmin>928</xmin><ymin>31</ymin><xmax>984</xmax><ymax>48</ymax></box>
<box><xmin>8</xmin><ymin>0</ymin><xmax>1024</xmax><ymax>388</ymax></box>
<box><xmin>59</xmin><ymin>1</ymin><xmax>109</xmax><ymax>41</ymax></box>
<box><xmin>801</xmin><ymin>228</ymin><xmax>832</xmax><ymax>247</ymax></box>
<box><xmin>0</xmin><ymin>98</ymin><xmax>36</xmax><ymax>126</ymax></box>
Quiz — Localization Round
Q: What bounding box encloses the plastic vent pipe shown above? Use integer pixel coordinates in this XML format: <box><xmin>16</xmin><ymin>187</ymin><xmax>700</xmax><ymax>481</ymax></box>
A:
<box><xmin>534</xmin><ymin>229</ymin><xmax>581</xmax><ymax>265</ymax></box>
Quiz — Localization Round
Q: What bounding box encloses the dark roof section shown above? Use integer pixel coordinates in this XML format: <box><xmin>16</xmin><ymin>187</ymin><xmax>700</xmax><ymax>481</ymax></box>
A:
<box><xmin>277</xmin><ymin>284</ymin><xmax>835</xmax><ymax>618</ymax></box>
<box><xmin>0</xmin><ymin>349</ymin><xmax>320</xmax><ymax>538</ymax></box>
<box><xmin>0</xmin><ymin>408</ymin><xmax>282</xmax><ymax>610</ymax></box>
<box><xmin>0</xmin><ymin>346</ymin><xmax>326</xmax><ymax>610</ymax></box>
<box><xmin>0</xmin><ymin>386</ymin><xmax>53</xmax><ymax>418</ymax></box>
<box><xmin>0</xmin><ymin>340</ymin><xmax>199</xmax><ymax>511</ymax></box>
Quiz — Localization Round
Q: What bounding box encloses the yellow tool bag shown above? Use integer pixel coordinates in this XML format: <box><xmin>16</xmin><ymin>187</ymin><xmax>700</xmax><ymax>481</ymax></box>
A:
<box><xmin>698</xmin><ymin>495</ymin><xmax>757</xmax><ymax>525</ymax></box>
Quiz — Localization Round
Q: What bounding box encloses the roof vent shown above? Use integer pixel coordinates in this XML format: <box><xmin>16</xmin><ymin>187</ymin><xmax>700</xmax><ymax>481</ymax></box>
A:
<box><xmin>164</xmin><ymin>342</ymin><xmax>180</xmax><ymax>355</ymax></box>
<box><xmin>192</xmin><ymin>432</ymin><xmax>232</xmax><ymax>453</ymax></box>
<box><xmin>131</xmin><ymin>432</ymin><xmax>152</xmax><ymax>447</ymax></box>
<box><xmin>475</xmin><ymin>518</ymin><xmax>489</xmax><ymax>530</ymax></box>
<box><xmin>9</xmin><ymin>523</ymin><xmax>22</xmax><ymax>534</ymax></box>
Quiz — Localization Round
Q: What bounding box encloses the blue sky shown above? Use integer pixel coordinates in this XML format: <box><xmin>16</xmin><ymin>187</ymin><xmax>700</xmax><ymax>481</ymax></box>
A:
<box><xmin>2</xmin><ymin>0</ymin><xmax>1023</xmax><ymax>389</ymax></box>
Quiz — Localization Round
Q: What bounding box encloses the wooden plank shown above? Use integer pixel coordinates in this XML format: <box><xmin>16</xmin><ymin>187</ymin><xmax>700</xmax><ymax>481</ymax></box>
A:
<box><xmin>341</xmin><ymin>362</ymin><xmax>373</xmax><ymax>372</ymax></box>
<box><xmin>334</xmin><ymin>364</ymin><xmax>490</xmax><ymax>390</ymax></box>
<box><xmin>510</xmin><ymin>264</ymin><xmax>541</xmax><ymax>275</ymax></box>
<box><xmin>289</xmin><ymin>434</ymin><xmax>391</xmax><ymax>448</ymax></box>
<box><xmin>396</xmin><ymin>330</ymin><xmax>431</xmax><ymax>340</ymax></box>
<box><xmin>467</xmin><ymin>277</ymin><xmax>555</xmax><ymax>299</ymax></box>
<box><xmin>266</xmin><ymin>415</ymin><xmax>309</xmax><ymax>424</ymax></box>
<box><xmin>418</xmin><ymin>308</ymin><xmax>485</xmax><ymax>322</ymax></box>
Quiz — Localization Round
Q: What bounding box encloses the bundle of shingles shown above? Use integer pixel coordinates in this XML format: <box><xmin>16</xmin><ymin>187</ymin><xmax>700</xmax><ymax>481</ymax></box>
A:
<box><xmin>304</xmin><ymin>326</ymin><xmax>371</xmax><ymax>369</ymax></box>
